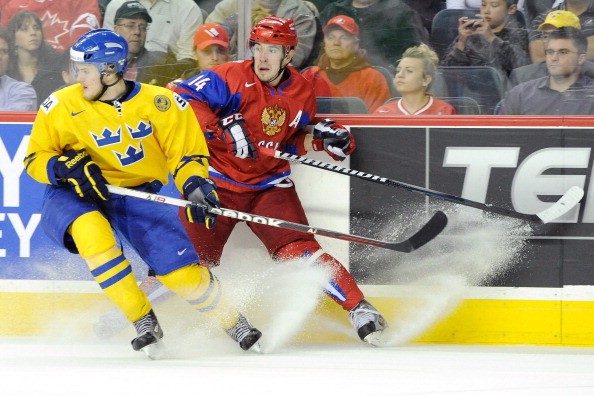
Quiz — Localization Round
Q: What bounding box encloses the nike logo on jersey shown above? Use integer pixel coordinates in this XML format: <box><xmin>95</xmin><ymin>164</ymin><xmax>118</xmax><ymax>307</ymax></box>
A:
<box><xmin>245</xmin><ymin>82</ymin><xmax>256</xmax><ymax>87</ymax></box>
<box><xmin>71</xmin><ymin>110</ymin><xmax>86</xmax><ymax>116</ymax></box>
<box><xmin>177</xmin><ymin>248</ymin><xmax>187</xmax><ymax>255</ymax></box>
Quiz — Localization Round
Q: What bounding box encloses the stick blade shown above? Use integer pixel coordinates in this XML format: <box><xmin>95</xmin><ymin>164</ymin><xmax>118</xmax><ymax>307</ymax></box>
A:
<box><xmin>535</xmin><ymin>186</ymin><xmax>584</xmax><ymax>224</ymax></box>
<box><xmin>394</xmin><ymin>211</ymin><xmax>448</xmax><ymax>252</ymax></box>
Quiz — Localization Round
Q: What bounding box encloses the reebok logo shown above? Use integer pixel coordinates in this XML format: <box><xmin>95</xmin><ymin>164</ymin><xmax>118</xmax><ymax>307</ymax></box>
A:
<box><xmin>61</xmin><ymin>151</ymin><xmax>89</xmax><ymax>169</ymax></box>
<box><xmin>245</xmin><ymin>82</ymin><xmax>256</xmax><ymax>87</ymax></box>
<box><xmin>177</xmin><ymin>248</ymin><xmax>187</xmax><ymax>255</ymax></box>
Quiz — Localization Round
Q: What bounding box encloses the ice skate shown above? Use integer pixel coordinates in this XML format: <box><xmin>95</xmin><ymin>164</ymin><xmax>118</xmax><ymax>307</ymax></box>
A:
<box><xmin>348</xmin><ymin>299</ymin><xmax>386</xmax><ymax>347</ymax></box>
<box><xmin>225</xmin><ymin>314</ymin><xmax>263</xmax><ymax>353</ymax></box>
<box><xmin>131</xmin><ymin>309</ymin><xmax>164</xmax><ymax>360</ymax></box>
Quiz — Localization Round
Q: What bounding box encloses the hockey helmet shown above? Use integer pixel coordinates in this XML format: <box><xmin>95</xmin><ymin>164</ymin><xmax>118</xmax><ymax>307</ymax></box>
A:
<box><xmin>70</xmin><ymin>29</ymin><xmax>128</xmax><ymax>75</ymax></box>
<box><xmin>249</xmin><ymin>16</ymin><xmax>297</xmax><ymax>47</ymax></box>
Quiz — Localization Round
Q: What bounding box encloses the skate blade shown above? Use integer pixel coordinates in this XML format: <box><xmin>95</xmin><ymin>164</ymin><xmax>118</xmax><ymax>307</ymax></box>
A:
<box><xmin>248</xmin><ymin>341</ymin><xmax>263</xmax><ymax>354</ymax></box>
<box><xmin>363</xmin><ymin>331</ymin><xmax>386</xmax><ymax>347</ymax></box>
<box><xmin>141</xmin><ymin>341</ymin><xmax>166</xmax><ymax>360</ymax></box>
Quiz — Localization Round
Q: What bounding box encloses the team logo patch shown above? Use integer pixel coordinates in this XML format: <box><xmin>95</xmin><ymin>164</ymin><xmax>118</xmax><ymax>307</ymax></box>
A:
<box><xmin>154</xmin><ymin>95</ymin><xmax>171</xmax><ymax>112</ymax></box>
<box><xmin>261</xmin><ymin>105</ymin><xmax>286</xmax><ymax>136</ymax></box>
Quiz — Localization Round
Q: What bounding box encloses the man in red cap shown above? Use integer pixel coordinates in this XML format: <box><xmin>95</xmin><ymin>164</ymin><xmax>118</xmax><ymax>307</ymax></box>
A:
<box><xmin>165</xmin><ymin>23</ymin><xmax>230</xmax><ymax>90</ymax></box>
<box><xmin>302</xmin><ymin>15</ymin><xmax>392</xmax><ymax>113</ymax></box>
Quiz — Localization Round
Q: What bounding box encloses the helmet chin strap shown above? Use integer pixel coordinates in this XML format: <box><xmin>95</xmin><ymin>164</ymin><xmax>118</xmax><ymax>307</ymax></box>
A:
<box><xmin>260</xmin><ymin>51</ymin><xmax>291</xmax><ymax>84</ymax></box>
<box><xmin>92</xmin><ymin>73</ymin><xmax>123</xmax><ymax>101</ymax></box>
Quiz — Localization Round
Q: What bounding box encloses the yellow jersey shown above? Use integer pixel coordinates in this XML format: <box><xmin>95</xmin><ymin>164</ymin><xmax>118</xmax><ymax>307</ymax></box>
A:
<box><xmin>24</xmin><ymin>82</ymin><xmax>209</xmax><ymax>193</ymax></box>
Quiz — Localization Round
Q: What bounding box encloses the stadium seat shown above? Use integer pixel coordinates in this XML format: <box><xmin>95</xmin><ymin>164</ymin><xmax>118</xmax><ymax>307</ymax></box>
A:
<box><xmin>430</xmin><ymin>9</ymin><xmax>526</xmax><ymax>58</ymax></box>
<box><xmin>371</xmin><ymin>66</ymin><xmax>397</xmax><ymax>97</ymax></box>
<box><xmin>437</xmin><ymin>66</ymin><xmax>505</xmax><ymax>114</ymax></box>
<box><xmin>383</xmin><ymin>96</ymin><xmax>481</xmax><ymax>115</ymax></box>
<box><xmin>316</xmin><ymin>97</ymin><xmax>369</xmax><ymax>114</ymax></box>
<box><xmin>430</xmin><ymin>8</ymin><xmax>478</xmax><ymax>59</ymax></box>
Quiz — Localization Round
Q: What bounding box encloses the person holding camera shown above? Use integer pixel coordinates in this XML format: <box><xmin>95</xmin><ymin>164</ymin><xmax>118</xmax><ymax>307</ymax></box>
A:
<box><xmin>441</xmin><ymin>0</ymin><xmax>530</xmax><ymax>85</ymax></box>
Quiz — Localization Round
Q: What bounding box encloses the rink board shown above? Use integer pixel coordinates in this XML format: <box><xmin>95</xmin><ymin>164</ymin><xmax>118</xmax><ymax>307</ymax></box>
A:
<box><xmin>2</xmin><ymin>282</ymin><xmax>594</xmax><ymax>346</ymax></box>
<box><xmin>3</xmin><ymin>113</ymin><xmax>594</xmax><ymax>345</ymax></box>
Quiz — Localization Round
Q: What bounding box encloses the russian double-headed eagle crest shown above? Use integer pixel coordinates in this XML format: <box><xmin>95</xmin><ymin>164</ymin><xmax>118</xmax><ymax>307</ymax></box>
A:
<box><xmin>261</xmin><ymin>105</ymin><xmax>286</xmax><ymax>136</ymax></box>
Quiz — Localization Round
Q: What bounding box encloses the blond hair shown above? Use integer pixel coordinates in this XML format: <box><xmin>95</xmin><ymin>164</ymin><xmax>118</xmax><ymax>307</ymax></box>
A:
<box><xmin>400</xmin><ymin>44</ymin><xmax>439</xmax><ymax>81</ymax></box>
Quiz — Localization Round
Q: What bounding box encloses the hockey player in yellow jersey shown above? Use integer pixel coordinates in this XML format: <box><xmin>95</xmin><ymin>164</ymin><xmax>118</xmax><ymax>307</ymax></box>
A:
<box><xmin>24</xmin><ymin>29</ymin><xmax>262</xmax><ymax>358</ymax></box>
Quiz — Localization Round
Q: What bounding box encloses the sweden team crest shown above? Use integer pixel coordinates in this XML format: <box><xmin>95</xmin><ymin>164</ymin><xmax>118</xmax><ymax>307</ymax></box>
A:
<box><xmin>154</xmin><ymin>95</ymin><xmax>171</xmax><ymax>112</ymax></box>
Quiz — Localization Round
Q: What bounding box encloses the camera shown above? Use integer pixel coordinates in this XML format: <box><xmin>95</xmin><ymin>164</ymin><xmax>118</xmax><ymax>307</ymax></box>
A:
<box><xmin>465</xmin><ymin>18</ymin><xmax>483</xmax><ymax>30</ymax></box>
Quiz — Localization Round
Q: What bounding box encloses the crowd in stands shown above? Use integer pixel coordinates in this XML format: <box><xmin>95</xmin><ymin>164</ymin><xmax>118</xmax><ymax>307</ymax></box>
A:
<box><xmin>1</xmin><ymin>0</ymin><xmax>594</xmax><ymax>115</ymax></box>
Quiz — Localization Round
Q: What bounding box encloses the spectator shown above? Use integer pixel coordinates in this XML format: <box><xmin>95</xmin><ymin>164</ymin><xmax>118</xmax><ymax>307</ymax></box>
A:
<box><xmin>529</xmin><ymin>0</ymin><xmax>594</xmax><ymax>62</ymax></box>
<box><xmin>206</xmin><ymin>0</ymin><xmax>319</xmax><ymax>70</ymax></box>
<box><xmin>374</xmin><ymin>44</ymin><xmax>456</xmax><ymax>115</ymax></box>
<box><xmin>524</xmin><ymin>0</ymin><xmax>555</xmax><ymax>26</ymax></box>
<box><xmin>320</xmin><ymin>0</ymin><xmax>424</xmax><ymax>70</ymax></box>
<box><xmin>56</xmin><ymin>49</ymin><xmax>77</xmax><ymax>90</ymax></box>
<box><xmin>500</xmin><ymin>27</ymin><xmax>594</xmax><ymax>115</ymax></box>
<box><xmin>6</xmin><ymin>11</ymin><xmax>62</xmax><ymax>105</ymax></box>
<box><xmin>404</xmin><ymin>0</ymin><xmax>447</xmax><ymax>34</ymax></box>
<box><xmin>112</xmin><ymin>1</ymin><xmax>178</xmax><ymax>86</ymax></box>
<box><xmin>447</xmin><ymin>0</ymin><xmax>525</xmax><ymax>12</ymax></box>
<box><xmin>0</xmin><ymin>0</ymin><xmax>102</xmax><ymax>53</ymax></box>
<box><xmin>510</xmin><ymin>10</ymin><xmax>594</xmax><ymax>86</ymax></box>
<box><xmin>164</xmin><ymin>23</ymin><xmax>231</xmax><ymax>91</ymax></box>
<box><xmin>441</xmin><ymin>0</ymin><xmax>530</xmax><ymax>84</ymax></box>
<box><xmin>302</xmin><ymin>15</ymin><xmax>391</xmax><ymax>113</ymax></box>
<box><xmin>0</xmin><ymin>27</ymin><xmax>36</xmax><ymax>111</ymax></box>
<box><xmin>103</xmin><ymin>0</ymin><xmax>204</xmax><ymax>62</ymax></box>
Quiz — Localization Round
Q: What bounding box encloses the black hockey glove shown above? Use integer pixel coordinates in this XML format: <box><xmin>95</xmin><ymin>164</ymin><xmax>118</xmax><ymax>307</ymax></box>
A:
<box><xmin>312</xmin><ymin>119</ymin><xmax>356</xmax><ymax>161</ymax></box>
<box><xmin>183</xmin><ymin>176</ymin><xmax>220</xmax><ymax>229</ymax></box>
<box><xmin>217</xmin><ymin>113</ymin><xmax>258</xmax><ymax>159</ymax></box>
<box><xmin>53</xmin><ymin>149</ymin><xmax>110</xmax><ymax>201</ymax></box>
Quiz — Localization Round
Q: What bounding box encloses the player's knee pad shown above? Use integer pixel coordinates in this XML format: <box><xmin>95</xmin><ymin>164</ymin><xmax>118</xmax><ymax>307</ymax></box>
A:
<box><xmin>157</xmin><ymin>264</ymin><xmax>222</xmax><ymax>313</ymax></box>
<box><xmin>69</xmin><ymin>211</ymin><xmax>117</xmax><ymax>259</ymax></box>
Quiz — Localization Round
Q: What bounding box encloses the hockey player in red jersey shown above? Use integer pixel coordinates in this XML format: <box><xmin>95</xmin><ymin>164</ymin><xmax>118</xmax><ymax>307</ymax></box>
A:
<box><xmin>174</xmin><ymin>15</ymin><xmax>386</xmax><ymax>346</ymax></box>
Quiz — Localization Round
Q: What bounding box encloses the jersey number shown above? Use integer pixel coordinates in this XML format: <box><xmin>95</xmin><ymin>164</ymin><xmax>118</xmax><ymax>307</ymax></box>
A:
<box><xmin>187</xmin><ymin>75</ymin><xmax>211</xmax><ymax>91</ymax></box>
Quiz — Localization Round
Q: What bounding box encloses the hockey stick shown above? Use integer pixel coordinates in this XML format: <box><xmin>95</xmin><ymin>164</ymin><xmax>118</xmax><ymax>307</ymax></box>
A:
<box><xmin>259</xmin><ymin>147</ymin><xmax>584</xmax><ymax>225</ymax></box>
<box><xmin>106</xmin><ymin>185</ymin><xmax>447</xmax><ymax>253</ymax></box>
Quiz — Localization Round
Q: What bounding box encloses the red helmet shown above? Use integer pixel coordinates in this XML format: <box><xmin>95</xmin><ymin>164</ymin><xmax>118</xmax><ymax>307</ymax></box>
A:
<box><xmin>249</xmin><ymin>15</ymin><xmax>298</xmax><ymax>47</ymax></box>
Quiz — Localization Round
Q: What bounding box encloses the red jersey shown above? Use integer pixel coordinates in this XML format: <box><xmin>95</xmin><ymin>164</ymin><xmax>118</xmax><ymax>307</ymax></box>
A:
<box><xmin>373</xmin><ymin>96</ymin><xmax>456</xmax><ymax>115</ymax></box>
<box><xmin>175</xmin><ymin>60</ymin><xmax>317</xmax><ymax>193</ymax></box>
<box><xmin>1</xmin><ymin>0</ymin><xmax>101</xmax><ymax>53</ymax></box>
<box><xmin>302</xmin><ymin>66</ymin><xmax>391</xmax><ymax>113</ymax></box>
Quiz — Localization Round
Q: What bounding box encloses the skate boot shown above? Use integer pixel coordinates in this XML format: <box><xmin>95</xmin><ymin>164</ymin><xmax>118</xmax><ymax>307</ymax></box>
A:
<box><xmin>348</xmin><ymin>299</ymin><xmax>386</xmax><ymax>347</ymax></box>
<box><xmin>131</xmin><ymin>309</ymin><xmax>164</xmax><ymax>359</ymax></box>
<box><xmin>225</xmin><ymin>314</ymin><xmax>263</xmax><ymax>353</ymax></box>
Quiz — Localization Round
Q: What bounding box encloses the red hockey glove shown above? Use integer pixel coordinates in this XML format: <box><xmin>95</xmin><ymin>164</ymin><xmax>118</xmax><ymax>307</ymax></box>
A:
<box><xmin>183</xmin><ymin>176</ymin><xmax>220</xmax><ymax>229</ymax></box>
<box><xmin>312</xmin><ymin>119</ymin><xmax>356</xmax><ymax>161</ymax></box>
<box><xmin>53</xmin><ymin>149</ymin><xmax>110</xmax><ymax>201</ymax></box>
<box><xmin>217</xmin><ymin>113</ymin><xmax>257</xmax><ymax>159</ymax></box>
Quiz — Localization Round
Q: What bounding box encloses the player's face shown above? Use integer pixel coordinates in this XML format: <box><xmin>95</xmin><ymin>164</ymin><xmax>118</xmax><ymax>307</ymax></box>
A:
<box><xmin>113</xmin><ymin>17</ymin><xmax>148</xmax><ymax>56</ymax></box>
<box><xmin>324</xmin><ymin>28</ymin><xmax>359</xmax><ymax>62</ymax></box>
<box><xmin>251</xmin><ymin>42</ymin><xmax>286</xmax><ymax>84</ymax></box>
<box><xmin>73</xmin><ymin>63</ymin><xmax>104</xmax><ymax>100</ymax></box>
<box><xmin>480</xmin><ymin>0</ymin><xmax>515</xmax><ymax>30</ymax></box>
<box><xmin>14</xmin><ymin>16</ymin><xmax>42</xmax><ymax>52</ymax></box>
<box><xmin>395</xmin><ymin>57</ymin><xmax>430</xmax><ymax>95</ymax></box>
<box><xmin>545</xmin><ymin>38</ymin><xmax>585</xmax><ymax>78</ymax></box>
<box><xmin>193</xmin><ymin>44</ymin><xmax>229</xmax><ymax>71</ymax></box>
<box><xmin>0</xmin><ymin>39</ymin><xmax>9</xmax><ymax>76</ymax></box>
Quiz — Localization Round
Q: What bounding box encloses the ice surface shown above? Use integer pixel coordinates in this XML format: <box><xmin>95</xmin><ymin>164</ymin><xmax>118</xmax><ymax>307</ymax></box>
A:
<box><xmin>2</xmin><ymin>337</ymin><xmax>594</xmax><ymax>396</ymax></box>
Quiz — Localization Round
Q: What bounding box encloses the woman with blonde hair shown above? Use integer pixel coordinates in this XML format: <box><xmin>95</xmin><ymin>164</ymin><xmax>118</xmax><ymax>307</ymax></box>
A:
<box><xmin>374</xmin><ymin>44</ymin><xmax>455</xmax><ymax>115</ymax></box>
